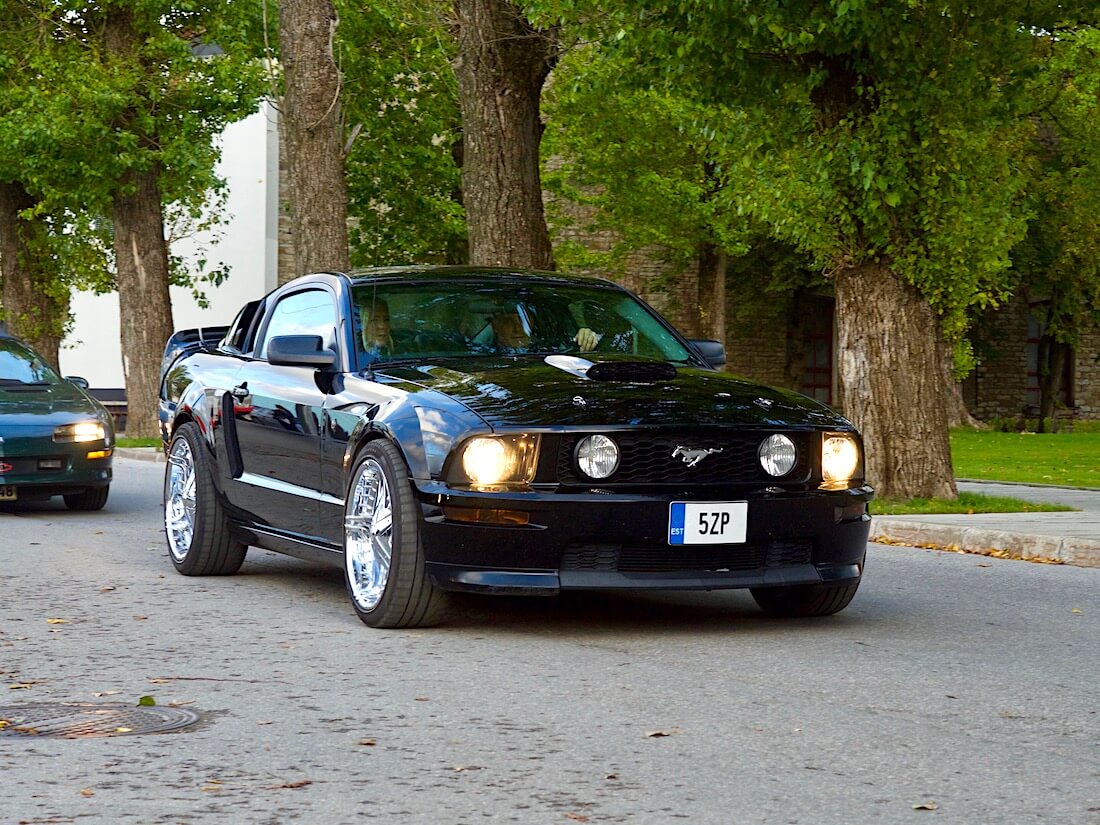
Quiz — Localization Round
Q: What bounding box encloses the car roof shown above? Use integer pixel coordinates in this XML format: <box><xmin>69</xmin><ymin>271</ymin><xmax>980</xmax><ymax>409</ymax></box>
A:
<box><xmin>345</xmin><ymin>265</ymin><xmax>620</xmax><ymax>289</ymax></box>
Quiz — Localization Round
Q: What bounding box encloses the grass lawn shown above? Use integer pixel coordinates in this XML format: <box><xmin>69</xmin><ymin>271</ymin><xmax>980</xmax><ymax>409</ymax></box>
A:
<box><xmin>872</xmin><ymin>491</ymin><xmax>1072</xmax><ymax>516</ymax></box>
<box><xmin>116</xmin><ymin>437</ymin><xmax>161</xmax><ymax>448</ymax></box>
<box><xmin>951</xmin><ymin>428</ymin><xmax>1100</xmax><ymax>488</ymax></box>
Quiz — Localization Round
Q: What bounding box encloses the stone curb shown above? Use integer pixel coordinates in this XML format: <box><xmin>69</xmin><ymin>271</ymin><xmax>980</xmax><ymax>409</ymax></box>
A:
<box><xmin>115</xmin><ymin>447</ymin><xmax>165</xmax><ymax>463</ymax></box>
<box><xmin>871</xmin><ymin>519</ymin><xmax>1100</xmax><ymax>569</ymax></box>
<box><xmin>958</xmin><ymin>478</ymin><xmax>1100</xmax><ymax>493</ymax></box>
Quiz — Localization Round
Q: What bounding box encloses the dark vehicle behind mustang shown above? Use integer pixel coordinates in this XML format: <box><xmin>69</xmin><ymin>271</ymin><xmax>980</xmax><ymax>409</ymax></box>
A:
<box><xmin>159</xmin><ymin>267</ymin><xmax>873</xmax><ymax>628</ymax></box>
<box><xmin>0</xmin><ymin>331</ymin><xmax>114</xmax><ymax>510</ymax></box>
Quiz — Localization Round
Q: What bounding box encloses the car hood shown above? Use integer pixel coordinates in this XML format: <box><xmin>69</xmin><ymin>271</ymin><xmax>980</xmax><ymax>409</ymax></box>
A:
<box><xmin>0</xmin><ymin>381</ymin><xmax>107</xmax><ymax>429</ymax></box>
<box><xmin>376</xmin><ymin>355</ymin><xmax>850</xmax><ymax>430</ymax></box>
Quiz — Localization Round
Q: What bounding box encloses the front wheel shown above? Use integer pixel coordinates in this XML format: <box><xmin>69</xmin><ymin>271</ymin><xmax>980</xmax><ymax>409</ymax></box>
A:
<box><xmin>163</xmin><ymin>423</ymin><xmax>247</xmax><ymax>576</ymax></box>
<box><xmin>750</xmin><ymin>580</ymin><xmax>861</xmax><ymax>617</ymax></box>
<box><xmin>343</xmin><ymin>440</ymin><xmax>450</xmax><ymax>628</ymax></box>
<box><xmin>64</xmin><ymin>486</ymin><xmax>109</xmax><ymax>511</ymax></box>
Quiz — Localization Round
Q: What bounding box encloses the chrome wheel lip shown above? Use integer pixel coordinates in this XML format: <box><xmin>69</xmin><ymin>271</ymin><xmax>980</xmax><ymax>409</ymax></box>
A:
<box><xmin>345</xmin><ymin>458</ymin><xmax>393</xmax><ymax>612</ymax></box>
<box><xmin>164</xmin><ymin>437</ymin><xmax>197</xmax><ymax>562</ymax></box>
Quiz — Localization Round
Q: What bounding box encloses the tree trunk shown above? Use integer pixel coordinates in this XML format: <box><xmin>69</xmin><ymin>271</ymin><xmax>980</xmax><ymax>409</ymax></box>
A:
<box><xmin>945</xmin><ymin>380</ymin><xmax>982</xmax><ymax>429</ymax></box>
<box><xmin>279</xmin><ymin>0</ymin><xmax>349</xmax><ymax>276</ymax></box>
<box><xmin>696</xmin><ymin>243</ymin><xmax>727</xmax><ymax>349</ymax></box>
<box><xmin>113</xmin><ymin>167</ymin><xmax>174</xmax><ymax>438</ymax></box>
<box><xmin>0</xmin><ymin>181</ymin><xmax>67</xmax><ymax>369</ymax></box>
<box><xmin>834</xmin><ymin>262</ymin><xmax>957</xmax><ymax>500</ymax></box>
<box><xmin>1037</xmin><ymin>336</ymin><xmax>1068</xmax><ymax>433</ymax></box>
<box><xmin>454</xmin><ymin>0</ymin><xmax>556</xmax><ymax>269</ymax></box>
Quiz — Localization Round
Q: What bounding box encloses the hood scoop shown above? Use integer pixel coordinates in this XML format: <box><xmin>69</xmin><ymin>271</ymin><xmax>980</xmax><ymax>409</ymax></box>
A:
<box><xmin>543</xmin><ymin>355</ymin><xmax>676</xmax><ymax>383</ymax></box>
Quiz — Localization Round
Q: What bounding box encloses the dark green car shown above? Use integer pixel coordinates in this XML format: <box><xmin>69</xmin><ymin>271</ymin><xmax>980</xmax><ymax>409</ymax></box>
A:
<box><xmin>0</xmin><ymin>333</ymin><xmax>114</xmax><ymax>510</ymax></box>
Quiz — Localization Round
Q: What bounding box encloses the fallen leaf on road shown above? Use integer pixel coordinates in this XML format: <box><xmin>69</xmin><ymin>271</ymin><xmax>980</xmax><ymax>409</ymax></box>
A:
<box><xmin>93</xmin><ymin>691</ymin><xmax>120</xmax><ymax>697</ymax></box>
<box><xmin>358</xmin><ymin>738</ymin><xmax>377</xmax><ymax>746</ymax></box>
<box><xmin>452</xmin><ymin>765</ymin><xmax>482</xmax><ymax>772</ymax></box>
<box><xmin>0</xmin><ymin>720</ymin><xmax>9</xmax><ymax>730</ymax></box>
<box><xmin>46</xmin><ymin>619</ymin><xmax>69</xmax><ymax>625</ymax></box>
<box><xmin>605</xmin><ymin>773</ymin><xmax>618</xmax><ymax>780</ymax></box>
<box><xmin>645</xmin><ymin>728</ymin><xmax>680</xmax><ymax>738</ymax></box>
<box><xmin>167</xmin><ymin>700</ymin><xmax>195</xmax><ymax>707</ymax></box>
<box><xmin>137</xmin><ymin>695</ymin><xmax>156</xmax><ymax>707</ymax></box>
<box><xmin>269</xmin><ymin>779</ymin><xmax>312</xmax><ymax>789</ymax></box>
<box><xmin>976</xmin><ymin>563</ymin><xmax>992</xmax><ymax>568</ymax></box>
<box><xmin>565</xmin><ymin>814</ymin><xmax>589</xmax><ymax>822</ymax></box>
<box><xmin>201</xmin><ymin>783</ymin><xmax>222</xmax><ymax>792</ymax></box>
<box><xmin>1071</xmin><ymin>608</ymin><xmax>1082</xmax><ymax>614</ymax></box>
<box><xmin>99</xmin><ymin>586</ymin><xmax>115</xmax><ymax>592</ymax></box>
<box><xmin>132</xmin><ymin>616</ymin><xmax>148</xmax><ymax>621</ymax></box>
<box><xmin>8</xmin><ymin>683</ymin><xmax>34</xmax><ymax>690</ymax></box>
<box><xmin>913</xmin><ymin>801</ymin><xmax>938</xmax><ymax>811</ymax></box>
<box><xmin>414</xmin><ymin>696</ymin><xmax>430</xmax><ymax>702</ymax></box>
<box><xmin>79</xmin><ymin>788</ymin><xmax>94</xmax><ymax>798</ymax></box>
<box><xmin>114</xmin><ymin>727</ymin><xmax>132</xmax><ymax>733</ymax></box>
<box><xmin>147</xmin><ymin>678</ymin><xmax>170</xmax><ymax>684</ymax></box>
<box><xmin>256</xmin><ymin>720</ymin><xmax>273</xmax><ymax>725</ymax></box>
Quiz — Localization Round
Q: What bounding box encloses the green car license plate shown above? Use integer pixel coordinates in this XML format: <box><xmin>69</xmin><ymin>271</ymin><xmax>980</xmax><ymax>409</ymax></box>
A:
<box><xmin>0</xmin><ymin>486</ymin><xmax>16</xmax><ymax>501</ymax></box>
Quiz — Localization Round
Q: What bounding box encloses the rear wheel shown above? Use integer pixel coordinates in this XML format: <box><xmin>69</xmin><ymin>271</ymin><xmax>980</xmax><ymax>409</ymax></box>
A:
<box><xmin>163</xmin><ymin>422</ymin><xmax>246</xmax><ymax>575</ymax></box>
<box><xmin>344</xmin><ymin>440</ymin><xmax>450</xmax><ymax>628</ymax></box>
<box><xmin>750</xmin><ymin>580</ymin><xmax>861</xmax><ymax>617</ymax></box>
<box><xmin>63</xmin><ymin>486</ymin><xmax>109</xmax><ymax>511</ymax></box>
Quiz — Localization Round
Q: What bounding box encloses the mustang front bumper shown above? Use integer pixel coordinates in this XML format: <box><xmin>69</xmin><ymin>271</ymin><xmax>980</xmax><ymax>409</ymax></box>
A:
<box><xmin>415</xmin><ymin>482</ymin><xmax>873</xmax><ymax>594</ymax></box>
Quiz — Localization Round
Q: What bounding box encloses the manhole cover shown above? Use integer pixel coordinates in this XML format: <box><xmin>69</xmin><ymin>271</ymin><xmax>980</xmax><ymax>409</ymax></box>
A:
<box><xmin>0</xmin><ymin>703</ymin><xmax>201</xmax><ymax>738</ymax></box>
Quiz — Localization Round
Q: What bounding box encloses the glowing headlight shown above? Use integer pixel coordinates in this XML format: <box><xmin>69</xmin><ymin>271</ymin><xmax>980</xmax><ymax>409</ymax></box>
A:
<box><xmin>460</xmin><ymin>435</ymin><xmax>539</xmax><ymax>486</ymax></box>
<box><xmin>576</xmin><ymin>434</ymin><xmax>620</xmax><ymax>479</ymax></box>
<box><xmin>758</xmin><ymin>434</ymin><xmax>797</xmax><ymax>476</ymax></box>
<box><xmin>822</xmin><ymin>434</ymin><xmax>860</xmax><ymax>483</ymax></box>
<box><xmin>54</xmin><ymin>421</ymin><xmax>106</xmax><ymax>443</ymax></box>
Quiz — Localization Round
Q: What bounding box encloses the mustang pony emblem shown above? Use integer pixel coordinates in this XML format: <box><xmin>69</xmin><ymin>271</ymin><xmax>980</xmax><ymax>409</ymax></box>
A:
<box><xmin>672</xmin><ymin>446</ymin><xmax>723</xmax><ymax>468</ymax></box>
<box><xmin>0</xmin><ymin>461</ymin><xmax>12</xmax><ymax>474</ymax></box>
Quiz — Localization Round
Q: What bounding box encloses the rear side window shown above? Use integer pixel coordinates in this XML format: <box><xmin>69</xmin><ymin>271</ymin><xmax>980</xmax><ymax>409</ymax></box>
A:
<box><xmin>258</xmin><ymin>290</ymin><xmax>337</xmax><ymax>360</ymax></box>
<box><xmin>221</xmin><ymin>300</ymin><xmax>263</xmax><ymax>355</ymax></box>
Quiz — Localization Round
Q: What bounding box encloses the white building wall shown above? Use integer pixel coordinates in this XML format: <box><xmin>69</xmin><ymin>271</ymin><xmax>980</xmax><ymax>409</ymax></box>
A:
<box><xmin>61</xmin><ymin>103</ymin><xmax>279</xmax><ymax>389</ymax></box>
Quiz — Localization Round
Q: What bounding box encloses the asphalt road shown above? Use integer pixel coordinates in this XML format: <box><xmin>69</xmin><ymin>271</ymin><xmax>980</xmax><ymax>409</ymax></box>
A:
<box><xmin>1</xmin><ymin>459</ymin><xmax>1097</xmax><ymax>825</ymax></box>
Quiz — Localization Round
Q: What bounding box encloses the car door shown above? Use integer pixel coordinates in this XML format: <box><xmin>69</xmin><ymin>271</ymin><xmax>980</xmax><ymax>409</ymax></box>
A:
<box><xmin>227</xmin><ymin>288</ymin><xmax>337</xmax><ymax>540</ymax></box>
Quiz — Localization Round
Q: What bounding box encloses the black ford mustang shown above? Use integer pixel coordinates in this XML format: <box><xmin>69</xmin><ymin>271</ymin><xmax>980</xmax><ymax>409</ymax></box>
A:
<box><xmin>159</xmin><ymin>267</ymin><xmax>872</xmax><ymax>628</ymax></box>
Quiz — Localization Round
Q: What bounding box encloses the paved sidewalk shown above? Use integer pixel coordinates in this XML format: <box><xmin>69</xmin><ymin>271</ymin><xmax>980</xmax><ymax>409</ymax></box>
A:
<box><xmin>873</xmin><ymin>480</ymin><xmax>1100</xmax><ymax>568</ymax></box>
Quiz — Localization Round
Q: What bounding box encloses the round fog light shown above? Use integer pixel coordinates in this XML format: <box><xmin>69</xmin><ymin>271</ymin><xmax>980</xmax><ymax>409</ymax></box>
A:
<box><xmin>759</xmin><ymin>434</ymin><xmax>797</xmax><ymax>476</ymax></box>
<box><xmin>576</xmin><ymin>435</ymin><xmax>619</xmax><ymax>479</ymax></box>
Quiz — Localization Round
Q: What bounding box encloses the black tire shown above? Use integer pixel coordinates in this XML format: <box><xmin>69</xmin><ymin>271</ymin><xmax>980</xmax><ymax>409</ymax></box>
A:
<box><xmin>343</xmin><ymin>440</ymin><xmax>450</xmax><ymax>628</ymax></box>
<box><xmin>750</xmin><ymin>580</ymin><xmax>861</xmax><ymax>617</ymax></box>
<box><xmin>63</xmin><ymin>486</ymin><xmax>109</xmax><ymax>511</ymax></box>
<box><xmin>163</xmin><ymin>422</ymin><xmax>247</xmax><ymax>576</ymax></box>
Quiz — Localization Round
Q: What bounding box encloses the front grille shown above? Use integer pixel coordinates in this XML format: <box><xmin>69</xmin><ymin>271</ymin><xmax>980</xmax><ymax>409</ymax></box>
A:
<box><xmin>557</xmin><ymin>431</ymin><xmax>813</xmax><ymax>485</ymax></box>
<box><xmin>561</xmin><ymin>539</ymin><xmax>812</xmax><ymax>573</ymax></box>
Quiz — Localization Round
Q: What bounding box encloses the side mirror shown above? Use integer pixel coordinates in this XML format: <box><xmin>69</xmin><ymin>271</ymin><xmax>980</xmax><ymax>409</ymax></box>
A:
<box><xmin>65</xmin><ymin>375</ymin><xmax>90</xmax><ymax>389</ymax></box>
<box><xmin>267</xmin><ymin>335</ymin><xmax>337</xmax><ymax>369</ymax></box>
<box><xmin>687</xmin><ymin>339</ymin><xmax>726</xmax><ymax>369</ymax></box>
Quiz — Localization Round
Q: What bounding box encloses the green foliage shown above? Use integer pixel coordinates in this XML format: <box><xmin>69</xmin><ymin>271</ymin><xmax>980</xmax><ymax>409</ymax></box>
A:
<box><xmin>0</xmin><ymin>0</ymin><xmax>267</xmax><ymax>294</ymax></box>
<box><xmin>1011</xmin><ymin>29</ymin><xmax>1100</xmax><ymax>347</ymax></box>
<box><xmin>531</xmin><ymin>0</ymin><xmax>1100</xmax><ymax>357</ymax></box>
<box><xmin>337</xmin><ymin>1</ymin><xmax>466</xmax><ymax>265</ymax></box>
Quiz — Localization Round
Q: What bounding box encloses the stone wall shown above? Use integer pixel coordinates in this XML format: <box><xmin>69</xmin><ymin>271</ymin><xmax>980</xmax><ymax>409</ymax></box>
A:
<box><xmin>963</xmin><ymin>297</ymin><xmax>1030</xmax><ymax>420</ymax></box>
<box><xmin>1074</xmin><ymin>326</ymin><xmax>1100</xmax><ymax>419</ymax></box>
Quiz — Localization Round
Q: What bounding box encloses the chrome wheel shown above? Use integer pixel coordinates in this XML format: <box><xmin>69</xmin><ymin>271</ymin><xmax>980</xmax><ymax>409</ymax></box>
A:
<box><xmin>345</xmin><ymin>458</ymin><xmax>393</xmax><ymax>611</ymax></box>
<box><xmin>165</xmin><ymin>437</ymin><xmax>197</xmax><ymax>561</ymax></box>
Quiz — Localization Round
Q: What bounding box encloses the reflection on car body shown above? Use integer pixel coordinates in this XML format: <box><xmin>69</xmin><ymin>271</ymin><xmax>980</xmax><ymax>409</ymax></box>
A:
<box><xmin>159</xmin><ymin>266</ymin><xmax>873</xmax><ymax>628</ymax></box>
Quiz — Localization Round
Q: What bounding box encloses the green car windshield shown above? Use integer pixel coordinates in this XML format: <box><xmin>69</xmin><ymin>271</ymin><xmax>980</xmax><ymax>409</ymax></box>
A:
<box><xmin>351</xmin><ymin>281</ymin><xmax>694</xmax><ymax>368</ymax></box>
<box><xmin>0</xmin><ymin>338</ymin><xmax>61</xmax><ymax>385</ymax></box>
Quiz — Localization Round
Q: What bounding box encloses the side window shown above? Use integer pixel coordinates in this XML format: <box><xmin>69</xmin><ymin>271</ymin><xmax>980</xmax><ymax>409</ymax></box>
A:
<box><xmin>258</xmin><ymin>289</ymin><xmax>337</xmax><ymax>360</ymax></box>
<box><xmin>221</xmin><ymin>300</ymin><xmax>263</xmax><ymax>355</ymax></box>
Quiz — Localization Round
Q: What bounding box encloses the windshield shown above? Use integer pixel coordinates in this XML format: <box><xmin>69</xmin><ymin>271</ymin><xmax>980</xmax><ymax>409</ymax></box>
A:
<box><xmin>350</xmin><ymin>280</ymin><xmax>694</xmax><ymax>368</ymax></box>
<box><xmin>0</xmin><ymin>339</ymin><xmax>61</xmax><ymax>385</ymax></box>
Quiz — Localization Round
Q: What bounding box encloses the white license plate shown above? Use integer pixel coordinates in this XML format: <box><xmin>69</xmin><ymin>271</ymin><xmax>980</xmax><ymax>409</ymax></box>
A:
<box><xmin>0</xmin><ymin>486</ymin><xmax>16</xmax><ymax>501</ymax></box>
<box><xmin>669</xmin><ymin>501</ymin><xmax>747</xmax><ymax>545</ymax></box>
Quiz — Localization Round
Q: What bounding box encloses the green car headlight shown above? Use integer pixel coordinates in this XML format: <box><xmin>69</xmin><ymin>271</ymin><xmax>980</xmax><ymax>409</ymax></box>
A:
<box><xmin>822</xmin><ymin>434</ymin><xmax>860</xmax><ymax>484</ymax></box>
<box><xmin>53</xmin><ymin>421</ymin><xmax>106</xmax><ymax>443</ymax></box>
